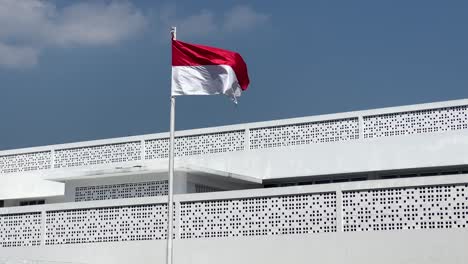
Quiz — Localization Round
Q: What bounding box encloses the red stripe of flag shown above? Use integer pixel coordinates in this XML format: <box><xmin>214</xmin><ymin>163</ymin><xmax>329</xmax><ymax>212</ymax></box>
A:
<box><xmin>172</xmin><ymin>40</ymin><xmax>250</xmax><ymax>90</ymax></box>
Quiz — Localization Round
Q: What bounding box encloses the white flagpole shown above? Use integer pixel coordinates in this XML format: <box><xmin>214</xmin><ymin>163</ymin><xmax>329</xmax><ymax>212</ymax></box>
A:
<box><xmin>166</xmin><ymin>26</ymin><xmax>176</xmax><ymax>264</ymax></box>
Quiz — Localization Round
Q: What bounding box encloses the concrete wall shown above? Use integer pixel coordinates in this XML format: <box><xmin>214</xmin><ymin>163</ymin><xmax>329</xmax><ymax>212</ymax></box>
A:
<box><xmin>175</xmin><ymin>230</ymin><xmax>468</xmax><ymax>264</ymax></box>
<box><xmin>182</xmin><ymin>129</ymin><xmax>468</xmax><ymax>180</ymax></box>
<box><xmin>1</xmin><ymin>174</ymin><xmax>467</xmax><ymax>264</ymax></box>
<box><xmin>0</xmin><ymin>173</ymin><xmax>64</xmax><ymax>201</ymax></box>
<box><xmin>0</xmin><ymin>228</ymin><xmax>466</xmax><ymax>264</ymax></box>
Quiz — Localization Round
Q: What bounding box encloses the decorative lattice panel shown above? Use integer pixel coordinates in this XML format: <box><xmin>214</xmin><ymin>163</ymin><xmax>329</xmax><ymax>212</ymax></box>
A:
<box><xmin>54</xmin><ymin>142</ymin><xmax>141</xmax><ymax>168</ymax></box>
<box><xmin>0</xmin><ymin>152</ymin><xmax>51</xmax><ymax>174</ymax></box>
<box><xmin>75</xmin><ymin>181</ymin><xmax>168</xmax><ymax>202</ymax></box>
<box><xmin>249</xmin><ymin>118</ymin><xmax>359</xmax><ymax>150</ymax></box>
<box><xmin>0</xmin><ymin>213</ymin><xmax>42</xmax><ymax>247</ymax></box>
<box><xmin>179</xmin><ymin>193</ymin><xmax>337</xmax><ymax>239</ymax></box>
<box><xmin>45</xmin><ymin>204</ymin><xmax>167</xmax><ymax>245</ymax></box>
<box><xmin>145</xmin><ymin>131</ymin><xmax>245</xmax><ymax>159</ymax></box>
<box><xmin>145</xmin><ymin>138</ymin><xmax>169</xmax><ymax>159</ymax></box>
<box><xmin>363</xmin><ymin>105</ymin><xmax>468</xmax><ymax>138</ymax></box>
<box><xmin>343</xmin><ymin>184</ymin><xmax>468</xmax><ymax>232</ymax></box>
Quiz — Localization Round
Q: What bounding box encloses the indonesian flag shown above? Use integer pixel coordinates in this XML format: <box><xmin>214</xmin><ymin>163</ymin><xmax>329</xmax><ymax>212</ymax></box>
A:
<box><xmin>171</xmin><ymin>40</ymin><xmax>250</xmax><ymax>103</ymax></box>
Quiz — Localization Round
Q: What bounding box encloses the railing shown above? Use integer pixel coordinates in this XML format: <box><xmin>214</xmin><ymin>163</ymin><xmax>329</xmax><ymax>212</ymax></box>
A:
<box><xmin>1</xmin><ymin>174</ymin><xmax>467</xmax><ymax>248</ymax></box>
<box><xmin>1</xmin><ymin>99</ymin><xmax>468</xmax><ymax>175</ymax></box>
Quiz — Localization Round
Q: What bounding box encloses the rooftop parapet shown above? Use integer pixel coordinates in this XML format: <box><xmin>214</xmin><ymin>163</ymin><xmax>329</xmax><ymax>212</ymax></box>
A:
<box><xmin>0</xmin><ymin>98</ymin><xmax>467</xmax><ymax>175</ymax></box>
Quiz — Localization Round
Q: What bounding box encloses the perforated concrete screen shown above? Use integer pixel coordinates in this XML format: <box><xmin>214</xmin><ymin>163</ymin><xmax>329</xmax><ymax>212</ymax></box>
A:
<box><xmin>1</xmin><ymin>180</ymin><xmax>468</xmax><ymax>248</ymax></box>
<box><xmin>2</xmin><ymin>101</ymin><xmax>468</xmax><ymax>175</ymax></box>
<box><xmin>45</xmin><ymin>204</ymin><xmax>167</xmax><ymax>245</ymax></box>
<box><xmin>0</xmin><ymin>151</ymin><xmax>51</xmax><ymax>174</ymax></box>
<box><xmin>145</xmin><ymin>130</ymin><xmax>245</xmax><ymax>160</ymax></box>
<box><xmin>0</xmin><ymin>213</ymin><xmax>42</xmax><ymax>247</ymax></box>
<box><xmin>54</xmin><ymin>141</ymin><xmax>142</xmax><ymax>168</ymax></box>
<box><xmin>145</xmin><ymin>138</ymin><xmax>169</xmax><ymax>159</ymax></box>
<box><xmin>363</xmin><ymin>105</ymin><xmax>468</xmax><ymax>138</ymax></box>
<box><xmin>343</xmin><ymin>184</ymin><xmax>468</xmax><ymax>232</ymax></box>
<box><xmin>179</xmin><ymin>193</ymin><xmax>337</xmax><ymax>239</ymax></box>
<box><xmin>249</xmin><ymin>118</ymin><xmax>359</xmax><ymax>150</ymax></box>
<box><xmin>176</xmin><ymin>131</ymin><xmax>245</xmax><ymax>156</ymax></box>
<box><xmin>75</xmin><ymin>181</ymin><xmax>168</xmax><ymax>202</ymax></box>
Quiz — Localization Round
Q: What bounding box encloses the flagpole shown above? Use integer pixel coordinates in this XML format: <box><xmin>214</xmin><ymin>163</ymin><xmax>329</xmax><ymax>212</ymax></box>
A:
<box><xmin>166</xmin><ymin>26</ymin><xmax>176</xmax><ymax>264</ymax></box>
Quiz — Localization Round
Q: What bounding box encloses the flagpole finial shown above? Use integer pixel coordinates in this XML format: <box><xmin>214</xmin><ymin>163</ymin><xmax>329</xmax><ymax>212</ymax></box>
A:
<box><xmin>171</xmin><ymin>26</ymin><xmax>177</xmax><ymax>40</ymax></box>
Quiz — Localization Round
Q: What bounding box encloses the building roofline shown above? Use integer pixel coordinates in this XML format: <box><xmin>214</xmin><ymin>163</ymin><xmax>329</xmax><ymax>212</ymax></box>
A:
<box><xmin>1</xmin><ymin>97</ymin><xmax>467</xmax><ymax>156</ymax></box>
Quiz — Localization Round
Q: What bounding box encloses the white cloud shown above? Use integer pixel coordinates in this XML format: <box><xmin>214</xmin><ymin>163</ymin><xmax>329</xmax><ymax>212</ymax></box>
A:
<box><xmin>224</xmin><ymin>6</ymin><xmax>270</xmax><ymax>32</ymax></box>
<box><xmin>0</xmin><ymin>43</ymin><xmax>38</xmax><ymax>68</ymax></box>
<box><xmin>176</xmin><ymin>10</ymin><xmax>218</xmax><ymax>38</ymax></box>
<box><xmin>160</xmin><ymin>5</ymin><xmax>270</xmax><ymax>39</ymax></box>
<box><xmin>0</xmin><ymin>2</ymin><xmax>269</xmax><ymax>69</ymax></box>
<box><xmin>52</xmin><ymin>2</ymin><xmax>146</xmax><ymax>46</ymax></box>
<box><xmin>0</xmin><ymin>0</ymin><xmax>147</xmax><ymax>68</ymax></box>
<box><xmin>159</xmin><ymin>6</ymin><xmax>218</xmax><ymax>39</ymax></box>
<box><xmin>0</xmin><ymin>0</ymin><xmax>51</xmax><ymax>41</ymax></box>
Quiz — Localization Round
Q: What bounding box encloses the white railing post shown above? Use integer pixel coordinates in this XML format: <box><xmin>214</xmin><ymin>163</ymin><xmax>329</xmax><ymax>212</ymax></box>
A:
<box><xmin>358</xmin><ymin>115</ymin><xmax>365</xmax><ymax>139</ymax></box>
<box><xmin>141</xmin><ymin>139</ymin><xmax>146</xmax><ymax>161</ymax></box>
<box><xmin>336</xmin><ymin>190</ymin><xmax>343</xmax><ymax>232</ymax></box>
<box><xmin>41</xmin><ymin>210</ymin><xmax>47</xmax><ymax>245</ymax></box>
<box><xmin>50</xmin><ymin>149</ymin><xmax>55</xmax><ymax>169</ymax></box>
<box><xmin>244</xmin><ymin>128</ymin><xmax>250</xmax><ymax>151</ymax></box>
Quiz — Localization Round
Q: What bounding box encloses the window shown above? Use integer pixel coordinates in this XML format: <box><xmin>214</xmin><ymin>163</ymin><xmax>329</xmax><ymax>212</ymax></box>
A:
<box><xmin>19</xmin><ymin>200</ymin><xmax>45</xmax><ymax>206</ymax></box>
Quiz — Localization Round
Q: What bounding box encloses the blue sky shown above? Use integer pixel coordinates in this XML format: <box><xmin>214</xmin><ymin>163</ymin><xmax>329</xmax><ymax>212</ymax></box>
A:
<box><xmin>0</xmin><ymin>0</ymin><xmax>467</xmax><ymax>150</ymax></box>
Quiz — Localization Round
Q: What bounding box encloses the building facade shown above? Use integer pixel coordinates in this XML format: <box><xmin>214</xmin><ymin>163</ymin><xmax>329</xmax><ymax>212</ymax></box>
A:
<box><xmin>0</xmin><ymin>99</ymin><xmax>467</xmax><ymax>264</ymax></box>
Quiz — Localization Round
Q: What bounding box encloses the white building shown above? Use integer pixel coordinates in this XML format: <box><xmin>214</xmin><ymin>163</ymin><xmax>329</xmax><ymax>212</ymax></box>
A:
<box><xmin>0</xmin><ymin>99</ymin><xmax>467</xmax><ymax>264</ymax></box>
